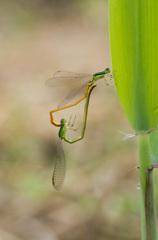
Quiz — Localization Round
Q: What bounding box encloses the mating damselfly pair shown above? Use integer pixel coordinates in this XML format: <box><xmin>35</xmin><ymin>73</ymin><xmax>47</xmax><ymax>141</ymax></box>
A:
<box><xmin>47</xmin><ymin>68</ymin><xmax>112</xmax><ymax>190</ymax></box>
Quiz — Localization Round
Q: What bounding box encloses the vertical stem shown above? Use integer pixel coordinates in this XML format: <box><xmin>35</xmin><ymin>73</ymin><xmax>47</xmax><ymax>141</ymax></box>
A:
<box><xmin>138</xmin><ymin>133</ymin><xmax>157</xmax><ymax>240</ymax></box>
<box><xmin>146</xmin><ymin>169</ymin><xmax>157</xmax><ymax>240</ymax></box>
<box><xmin>138</xmin><ymin>133</ymin><xmax>150</xmax><ymax>240</ymax></box>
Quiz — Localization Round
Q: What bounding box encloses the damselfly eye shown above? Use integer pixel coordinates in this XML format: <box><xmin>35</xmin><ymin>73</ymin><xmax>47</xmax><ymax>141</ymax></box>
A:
<box><xmin>60</xmin><ymin>119</ymin><xmax>66</xmax><ymax>124</ymax></box>
<box><xmin>105</xmin><ymin>68</ymin><xmax>110</xmax><ymax>73</ymax></box>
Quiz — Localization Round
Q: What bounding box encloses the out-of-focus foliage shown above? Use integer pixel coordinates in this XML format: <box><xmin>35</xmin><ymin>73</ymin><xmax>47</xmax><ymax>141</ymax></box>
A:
<box><xmin>0</xmin><ymin>0</ymin><xmax>157</xmax><ymax>239</ymax></box>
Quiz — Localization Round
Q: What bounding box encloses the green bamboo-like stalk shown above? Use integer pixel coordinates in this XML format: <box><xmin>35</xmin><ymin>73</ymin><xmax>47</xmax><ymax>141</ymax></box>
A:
<box><xmin>109</xmin><ymin>1</ymin><xmax>158</xmax><ymax>239</ymax></box>
<box><xmin>138</xmin><ymin>133</ymin><xmax>150</xmax><ymax>240</ymax></box>
<box><xmin>146</xmin><ymin>167</ymin><xmax>157</xmax><ymax>239</ymax></box>
<box><xmin>138</xmin><ymin>133</ymin><xmax>157</xmax><ymax>239</ymax></box>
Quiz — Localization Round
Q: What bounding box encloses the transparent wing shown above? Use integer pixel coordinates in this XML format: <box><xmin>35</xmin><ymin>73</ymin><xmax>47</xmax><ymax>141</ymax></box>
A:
<box><xmin>46</xmin><ymin>70</ymin><xmax>92</xmax><ymax>87</ymax></box>
<box><xmin>52</xmin><ymin>140</ymin><xmax>66</xmax><ymax>190</ymax></box>
<box><xmin>104</xmin><ymin>72</ymin><xmax>114</xmax><ymax>85</ymax></box>
<box><xmin>57</xmin><ymin>82</ymin><xmax>88</xmax><ymax>108</ymax></box>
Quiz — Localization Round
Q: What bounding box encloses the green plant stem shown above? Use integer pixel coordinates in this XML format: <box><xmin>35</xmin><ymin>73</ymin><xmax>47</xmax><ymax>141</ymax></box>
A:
<box><xmin>146</xmin><ymin>168</ymin><xmax>157</xmax><ymax>240</ymax></box>
<box><xmin>138</xmin><ymin>133</ymin><xmax>157</xmax><ymax>240</ymax></box>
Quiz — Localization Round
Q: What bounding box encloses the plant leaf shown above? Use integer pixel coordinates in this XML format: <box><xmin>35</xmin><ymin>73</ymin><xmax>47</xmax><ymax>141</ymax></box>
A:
<box><xmin>109</xmin><ymin>0</ymin><xmax>158</xmax><ymax>132</ymax></box>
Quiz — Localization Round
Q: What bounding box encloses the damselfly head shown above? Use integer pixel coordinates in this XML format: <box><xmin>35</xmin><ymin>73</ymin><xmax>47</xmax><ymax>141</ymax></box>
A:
<box><xmin>60</xmin><ymin>119</ymin><xmax>66</xmax><ymax>125</ymax></box>
<box><xmin>105</xmin><ymin>68</ymin><xmax>110</xmax><ymax>74</ymax></box>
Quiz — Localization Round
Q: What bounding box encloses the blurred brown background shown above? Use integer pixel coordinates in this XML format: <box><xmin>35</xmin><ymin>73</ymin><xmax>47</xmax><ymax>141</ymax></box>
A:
<box><xmin>0</xmin><ymin>0</ymin><xmax>157</xmax><ymax>239</ymax></box>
